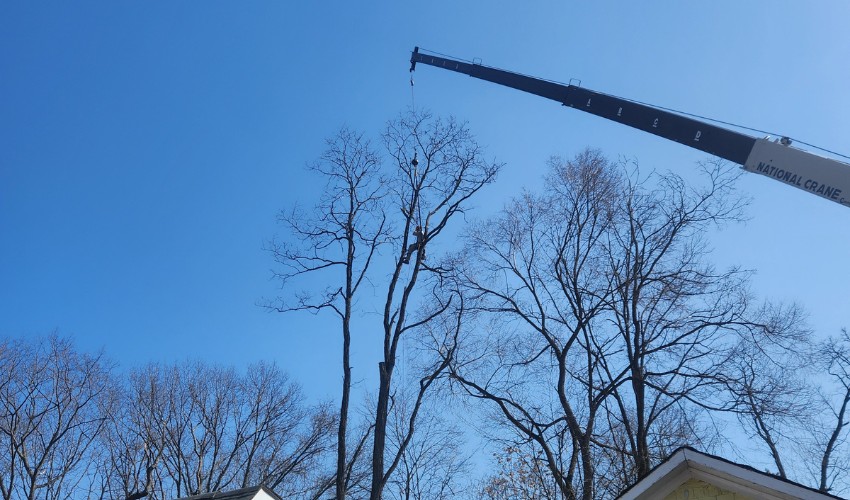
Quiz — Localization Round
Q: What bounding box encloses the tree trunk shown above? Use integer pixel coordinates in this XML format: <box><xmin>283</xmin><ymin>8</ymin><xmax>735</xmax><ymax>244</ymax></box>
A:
<box><xmin>821</xmin><ymin>388</ymin><xmax>850</xmax><ymax>491</ymax></box>
<box><xmin>370</xmin><ymin>361</ymin><xmax>392</xmax><ymax>500</ymax></box>
<box><xmin>633</xmin><ymin>364</ymin><xmax>651</xmax><ymax>479</ymax></box>
<box><xmin>336</xmin><ymin>322</ymin><xmax>352</xmax><ymax>500</ymax></box>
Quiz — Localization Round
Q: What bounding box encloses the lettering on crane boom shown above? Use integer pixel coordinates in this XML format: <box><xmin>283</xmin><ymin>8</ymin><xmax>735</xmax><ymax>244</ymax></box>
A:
<box><xmin>744</xmin><ymin>138</ymin><xmax>850</xmax><ymax>206</ymax></box>
<box><xmin>753</xmin><ymin>162</ymin><xmax>843</xmax><ymax>201</ymax></box>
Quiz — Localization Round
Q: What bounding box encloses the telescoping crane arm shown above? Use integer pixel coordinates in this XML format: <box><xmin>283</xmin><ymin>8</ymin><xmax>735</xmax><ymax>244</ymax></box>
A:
<box><xmin>410</xmin><ymin>47</ymin><xmax>850</xmax><ymax>208</ymax></box>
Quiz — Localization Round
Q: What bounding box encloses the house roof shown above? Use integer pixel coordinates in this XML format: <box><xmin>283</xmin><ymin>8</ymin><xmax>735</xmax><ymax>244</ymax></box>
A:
<box><xmin>617</xmin><ymin>447</ymin><xmax>846</xmax><ymax>500</ymax></box>
<box><xmin>174</xmin><ymin>485</ymin><xmax>282</xmax><ymax>500</ymax></box>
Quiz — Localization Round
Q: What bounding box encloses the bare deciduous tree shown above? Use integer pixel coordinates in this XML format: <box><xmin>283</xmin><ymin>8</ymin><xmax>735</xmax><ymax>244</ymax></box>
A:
<box><xmin>449</xmin><ymin>150</ymin><xmax>623</xmax><ymax>499</ymax></box>
<box><xmin>477</xmin><ymin>443</ymin><xmax>562</xmax><ymax>500</ymax></box>
<box><xmin>598</xmin><ymin>157</ymin><xmax>752</xmax><ymax>482</ymax></box>
<box><xmin>718</xmin><ymin>325</ymin><xmax>850</xmax><ymax>497</ymax></box>
<box><xmin>370</xmin><ymin>111</ymin><xmax>499</xmax><ymax>500</ymax></box>
<box><xmin>97</xmin><ymin>360</ymin><xmax>334</xmax><ymax>499</ymax></box>
<box><xmin>266</xmin><ymin>126</ymin><xmax>385</xmax><ymax>500</ymax></box>
<box><xmin>386</xmin><ymin>401</ymin><xmax>471</xmax><ymax>500</ymax></box>
<box><xmin>0</xmin><ymin>336</ymin><xmax>113</xmax><ymax>500</ymax></box>
<box><xmin>813</xmin><ymin>328</ymin><xmax>850</xmax><ymax>494</ymax></box>
<box><xmin>268</xmin><ymin>110</ymin><xmax>499</xmax><ymax>499</ymax></box>
<box><xmin>448</xmin><ymin>150</ymin><xmax>789</xmax><ymax>498</ymax></box>
<box><xmin>94</xmin><ymin>385</ymin><xmax>158</xmax><ymax>500</ymax></box>
<box><xmin>718</xmin><ymin>315</ymin><xmax>813</xmax><ymax>481</ymax></box>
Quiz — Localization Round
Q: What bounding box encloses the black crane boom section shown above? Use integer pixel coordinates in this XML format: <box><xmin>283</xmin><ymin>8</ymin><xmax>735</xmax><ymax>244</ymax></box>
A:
<box><xmin>410</xmin><ymin>47</ymin><xmax>756</xmax><ymax>165</ymax></box>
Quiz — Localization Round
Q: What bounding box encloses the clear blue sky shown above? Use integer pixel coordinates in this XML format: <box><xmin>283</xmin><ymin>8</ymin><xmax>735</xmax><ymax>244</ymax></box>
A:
<box><xmin>2</xmin><ymin>1</ymin><xmax>849</xmax><ymax>429</ymax></box>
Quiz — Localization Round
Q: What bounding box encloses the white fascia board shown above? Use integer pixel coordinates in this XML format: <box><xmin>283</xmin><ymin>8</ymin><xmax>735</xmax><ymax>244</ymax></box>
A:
<box><xmin>683</xmin><ymin>449</ymin><xmax>835</xmax><ymax>500</ymax></box>
<box><xmin>618</xmin><ymin>448</ymin><xmax>840</xmax><ymax>500</ymax></box>
<box><xmin>617</xmin><ymin>449</ymin><xmax>690</xmax><ymax>500</ymax></box>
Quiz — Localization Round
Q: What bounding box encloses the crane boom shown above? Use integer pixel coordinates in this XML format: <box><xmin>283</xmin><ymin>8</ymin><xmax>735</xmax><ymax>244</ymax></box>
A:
<box><xmin>410</xmin><ymin>47</ymin><xmax>850</xmax><ymax>208</ymax></box>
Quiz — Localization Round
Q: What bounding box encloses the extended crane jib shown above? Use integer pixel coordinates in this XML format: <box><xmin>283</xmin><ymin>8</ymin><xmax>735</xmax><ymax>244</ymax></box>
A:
<box><xmin>409</xmin><ymin>46</ymin><xmax>850</xmax><ymax>208</ymax></box>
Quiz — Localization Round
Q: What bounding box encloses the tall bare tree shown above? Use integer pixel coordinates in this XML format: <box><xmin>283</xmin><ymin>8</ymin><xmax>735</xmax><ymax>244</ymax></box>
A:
<box><xmin>448</xmin><ymin>151</ymin><xmax>788</xmax><ymax>498</ymax></box>
<box><xmin>369</xmin><ymin>111</ymin><xmax>499</xmax><ymax>500</ymax></box>
<box><xmin>269</xmin><ymin>111</ymin><xmax>499</xmax><ymax>499</ymax></box>
<box><xmin>0</xmin><ymin>335</ymin><xmax>113</xmax><ymax>500</ymax></box>
<box><xmin>448</xmin><ymin>150</ymin><xmax>623</xmax><ymax>499</ymax></box>
<box><xmin>267</xmin><ymin>126</ymin><xmax>385</xmax><ymax>500</ymax></box>
<box><xmin>598</xmin><ymin>157</ymin><xmax>754</xmax><ymax>481</ymax></box>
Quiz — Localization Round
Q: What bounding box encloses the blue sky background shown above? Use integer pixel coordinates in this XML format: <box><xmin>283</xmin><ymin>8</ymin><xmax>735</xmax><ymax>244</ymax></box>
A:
<box><xmin>2</xmin><ymin>0</ymin><xmax>850</xmax><ymax>466</ymax></box>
